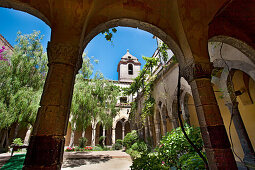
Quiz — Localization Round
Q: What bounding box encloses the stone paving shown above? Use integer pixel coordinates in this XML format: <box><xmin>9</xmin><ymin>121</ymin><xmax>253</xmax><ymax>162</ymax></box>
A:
<box><xmin>62</xmin><ymin>150</ymin><xmax>132</xmax><ymax>170</ymax></box>
<box><xmin>0</xmin><ymin>150</ymin><xmax>132</xmax><ymax>170</ymax></box>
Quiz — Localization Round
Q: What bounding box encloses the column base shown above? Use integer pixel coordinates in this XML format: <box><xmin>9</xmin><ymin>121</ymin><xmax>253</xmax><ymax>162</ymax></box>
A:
<box><xmin>23</xmin><ymin>136</ymin><xmax>65</xmax><ymax>170</ymax></box>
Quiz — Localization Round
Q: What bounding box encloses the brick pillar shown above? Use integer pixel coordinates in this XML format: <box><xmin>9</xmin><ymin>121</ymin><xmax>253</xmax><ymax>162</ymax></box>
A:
<box><xmin>23</xmin><ymin>42</ymin><xmax>81</xmax><ymax>170</ymax></box>
<box><xmin>181</xmin><ymin>62</ymin><xmax>237</xmax><ymax>169</ymax></box>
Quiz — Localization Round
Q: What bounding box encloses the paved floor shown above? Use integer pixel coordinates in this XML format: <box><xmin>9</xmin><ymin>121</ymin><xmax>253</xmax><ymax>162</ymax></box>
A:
<box><xmin>0</xmin><ymin>152</ymin><xmax>11</xmax><ymax>168</ymax></box>
<box><xmin>0</xmin><ymin>150</ymin><xmax>132</xmax><ymax>170</ymax></box>
<box><xmin>62</xmin><ymin>150</ymin><xmax>132</xmax><ymax>170</ymax></box>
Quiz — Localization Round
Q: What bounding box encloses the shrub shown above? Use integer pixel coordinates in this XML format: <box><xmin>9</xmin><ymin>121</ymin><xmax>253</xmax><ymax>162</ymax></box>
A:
<box><xmin>92</xmin><ymin>146</ymin><xmax>104</xmax><ymax>151</ymax></box>
<box><xmin>131</xmin><ymin>153</ymin><xmax>168</xmax><ymax>170</ymax></box>
<box><xmin>126</xmin><ymin>148</ymin><xmax>141</xmax><ymax>159</ymax></box>
<box><xmin>123</xmin><ymin>130</ymin><xmax>138</xmax><ymax>149</ymax></box>
<box><xmin>179</xmin><ymin>152</ymin><xmax>206</xmax><ymax>170</ymax></box>
<box><xmin>12</xmin><ymin>138</ymin><xmax>23</xmax><ymax>146</ymax></box>
<box><xmin>99</xmin><ymin>136</ymin><xmax>106</xmax><ymax>148</ymax></box>
<box><xmin>79</xmin><ymin>137</ymin><xmax>87</xmax><ymax>148</ymax></box>
<box><xmin>65</xmin><ymin>147</ymin><xmax>75</xmax><ymax>152</ymax></box>
<box><xmin>115</xmin><ymin>139</ymin><xmax>123</xmax><ymax>145</ymax></box>
<box><xmin>156</xmin><ymin>124</ymin><xmax>204</xmax><ymax>169</ymax></box>
<box><xmin>112</xmin><ymin>143</ymin><xmax>122</xmax><ymax>150</ymax></box>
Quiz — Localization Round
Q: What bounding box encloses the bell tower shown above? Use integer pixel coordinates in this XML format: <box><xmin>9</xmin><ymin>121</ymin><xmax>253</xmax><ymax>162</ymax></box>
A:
<box><xmin>117</xmin><ymin>50</ymin><xmax>141</xmax><ymax>82</ymax></box>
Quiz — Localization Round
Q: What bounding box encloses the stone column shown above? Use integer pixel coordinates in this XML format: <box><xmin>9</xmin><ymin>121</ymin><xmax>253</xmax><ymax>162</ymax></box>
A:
<box><xmin>23</xmin><ymin>41</ymin><xmax>81</xmax><ymax>170</ymax></box>
<box><xmin>154</xmin><ymin>122</ymin><xmax>161</xmax><ymax>145</ymax></box>
<box><xmin>102</xmin><ymin>126</ymin><xmax>106</xmax><ymax>146</ymax></box>
<box><xmin>112</xmin><ymin>128</ymin><xmax>116</xmax><ymax>145</ymax></box>
<box><xmin>226</xmin><ymin>102</ymin><xmax>255</xmax><ymax>169</ymax></box>
<box><xmin>122</xmin><ymin>122</ymin><xmax>125</xmax><ymax>141</ymax></box>
<box><xmin>182</xmin><ymin>62</ymin><xmax>237</xmax><ymax>169</ymax></box>
<box><xmin>147</xmin><ymin>117</ymin><xmax>154</xmax><ymax>146</ymax></box>
<box><xmin>171</xmin><ymin>100</ymin><xmax>180</xmax><ymax>128</ymax></box>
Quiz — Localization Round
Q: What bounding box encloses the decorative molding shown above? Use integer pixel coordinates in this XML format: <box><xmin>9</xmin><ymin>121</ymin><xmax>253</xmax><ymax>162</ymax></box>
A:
<box><xmin>47</xmin><ymin>42</ymin><xmax>82</xmax><ymax>70</ymax></box>
<box><xmin>181</xmin><ymin>62</ymin><xmax>213</xmax><ymax>82</ymax></box>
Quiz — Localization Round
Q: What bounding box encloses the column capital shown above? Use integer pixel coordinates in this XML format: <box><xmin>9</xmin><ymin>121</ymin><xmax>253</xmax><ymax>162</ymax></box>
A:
<box><xmin>47</xmin><ymin>42</ymin><xmax>82</xmax><ymax>71</ymax></box>
<box><xmin>181</xmin><ymin>62</ymin><xmax>213</xmax><ymax>83</ymax></box>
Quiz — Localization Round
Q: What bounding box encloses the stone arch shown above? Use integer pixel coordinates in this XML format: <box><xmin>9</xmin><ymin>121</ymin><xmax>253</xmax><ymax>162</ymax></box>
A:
<box><xmin>128</xmin><ymin>63</ymin><xmax>133</xmax><ymax>75</ymax></box>
<box><xmin>213</xmin><ymin>60</ymin><xmax>255</xmax><ymax>104</ymax></box>
<box><xmin>115</xmin><ymin>121</ymin><xmax>122</xmax><ymax>140</ymax></box>
<box><xmin>82</xmin><ymin>18</ymin><xmax>185</xmax><ymax>67</ymax></box>
<box><xmin>113</xmin><ymin>115</ymin><xmax>128</xmax><ymax>129</ymax></box>
<box><xmin>209</xmin><ymin>36</ymin><xmax>255</xmax><ymax>65</ymax></box>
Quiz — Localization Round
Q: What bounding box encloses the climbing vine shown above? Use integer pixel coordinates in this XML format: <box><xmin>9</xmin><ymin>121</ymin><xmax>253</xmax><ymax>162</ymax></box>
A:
<box><xmin>125</xmin><ymin>41</ymin><xmax>178</xmax><ymax>125</ymax></box>
<box><xmin>124</xmin><ymin>56</ymin><xmax>159</xmax><ymax>123</ymax></box>
<box><xmin>101</xmin><ymin>28</ymin><xmax>117</xmax><ymax>42</ymax></box>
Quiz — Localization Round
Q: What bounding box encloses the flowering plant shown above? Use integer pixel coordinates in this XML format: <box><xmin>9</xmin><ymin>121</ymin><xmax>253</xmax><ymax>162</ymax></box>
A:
<box><xmin>0</xmin><ymin>46</ymin><xmax>7</xmax><ymax>61</ymax></box>
<box><xmin>65</xmin><ymin>147</ymin><xmax>75</xmax><ymax>152</ymax></box>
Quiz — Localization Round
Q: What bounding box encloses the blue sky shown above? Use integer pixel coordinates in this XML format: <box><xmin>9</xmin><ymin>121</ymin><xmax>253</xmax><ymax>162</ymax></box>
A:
<box><xmin>0</xmin><ymin>8</ymin><xmax>157</xmax><ymax>80</ymax></box>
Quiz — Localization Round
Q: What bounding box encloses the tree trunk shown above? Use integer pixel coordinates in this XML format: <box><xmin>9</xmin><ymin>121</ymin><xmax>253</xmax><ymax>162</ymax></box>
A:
<box><xmin>0</xmin><ymin>129</ymin><xmax>7</xmax><ymax>148</ymax></box>
<box><xmin>5</xmin><ymin>129</ymin><xmax>9</xmax><ymax>149</ymax></box>
<box><xmin>24</xmin><ymin>125</ymin><xmax>32</xmax><ymax>145</ymax></box>
<box><xmin>69</xmin><ymin>130</ymin><xmax>75</xmax><ymax>148</ymax></box>
<box><xmin>91</xmin><ymin>122</ymin><xmax>96</xmax><ymax>146</ymax></box>
<box><xmin>13</xmin><ymin>122</ymin><xmax>20</xmax><ymax>139</ymax></box>
<box><xmin>69</xmin><ymin>122</ymin><xmax>76</xmax><ymax>148</ymax></box>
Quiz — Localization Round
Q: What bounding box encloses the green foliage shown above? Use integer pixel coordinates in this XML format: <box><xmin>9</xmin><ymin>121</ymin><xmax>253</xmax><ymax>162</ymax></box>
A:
<box><xmin>115</xmin><ymin>139</ymin><xmax>123</xmax><ymax>145</ymax></box>
<box><xmin>112</xmin><ymin>143</ymin><xmax>122</xmax><ymax>150</ymax></box>
<box><xmin>99</xmin><ymin>136</ymin><xmax>106</xmax><ymax>147</ymax></box>
<box><xmin>131</xmin><ymin>141</ymin><xmax>148</xmax><ymax>153</ymax></box>
<box><xmin>179</xmin><ymin>152</ymin><xmax>206</xmax><ymax>170</ymax></box>
<box><xmin>159</xmin><ymin>42</ymin><xmax>169</xmax><ymax>63</ymax></box>
<box><xmin>131</xmin><ymin>153</ymin><xmax>168</xmax><ymax>170</ymax></box>
<box><xmin>126</xmin><ymin>148</ymin><xmax>141</xmax><ymax>159</ymax></box>
<box><xmin>12</xmin><ymin>138</ymin><xmax>23</xmax><ymax>146</ymax></box>
<box><xmin>123</xmin><ymin>130</ymin><xmax>139</xmax><ymax>149</ymax></box>
<box><xmin>71</xmin><ymin>56</ymin><xmax>121</xmax><ymax>134</ymax></box>
<box><xmin>124</xmin><ymin>56</ymin><xmax>159</xmax><ymax>124</ymax></box>
<box><xmin>156</xmin><ymin>124</ymin><xmax>205</xmax><ymax>169</ymax></box>
<box><xmin>79</xmin><ymin>137</ymin><xmax>87</xmax><ymax>148</ymax></box>
<box><xmin>101</xmin><ymin>28</ymin><xmax>117</xmax><ymax>42</ymax></box>
<box><xmin>130</xmin><ymin>124</ymin><xmax>205</xmax><ymax>170</ymax></box>
<box><xmin>0</xmin><ymin>31</ymin><xmax>47</xmax><ymax>131</ymax></box>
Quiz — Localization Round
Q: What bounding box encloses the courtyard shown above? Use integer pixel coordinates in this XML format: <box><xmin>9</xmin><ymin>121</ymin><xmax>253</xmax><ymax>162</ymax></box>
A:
<box><xmin>1</xmin><ymin>1</ymin><xmax>255</xmax><ymax>170</ymax></box>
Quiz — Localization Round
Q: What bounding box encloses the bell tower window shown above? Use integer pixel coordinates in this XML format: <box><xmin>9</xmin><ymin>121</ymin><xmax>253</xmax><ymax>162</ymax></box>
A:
<box><xmin>128</xmin><ymin>64</ymin><xmax>133</xmax><ymax>75</ymax></box>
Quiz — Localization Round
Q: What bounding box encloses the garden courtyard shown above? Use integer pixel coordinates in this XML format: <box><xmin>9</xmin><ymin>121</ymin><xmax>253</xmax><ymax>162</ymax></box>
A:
<box><xmin>1</xmin><ymin>1</ymin><xmax>255</xmax><ymax>170</ymax></box>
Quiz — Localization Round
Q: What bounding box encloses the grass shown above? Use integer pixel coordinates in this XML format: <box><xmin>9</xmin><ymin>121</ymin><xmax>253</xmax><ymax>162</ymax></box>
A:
<box><xmin>1</xmin><ymin>154</ymin><xmax>25</xmax><ymax>170</ymax></box>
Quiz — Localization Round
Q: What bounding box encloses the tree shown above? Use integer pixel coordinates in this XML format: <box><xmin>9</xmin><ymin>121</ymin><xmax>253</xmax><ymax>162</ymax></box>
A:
<box><xmin>0</xmin><ymin>31</ymin><xmax>47</xmax><ymax>148</ymax></box>
<box><xmin>69</xmin><ymin>55</ymin><xmax>121</xmax><ymax>147</ymax></box>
